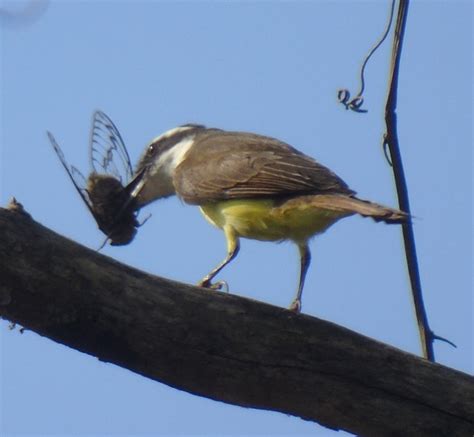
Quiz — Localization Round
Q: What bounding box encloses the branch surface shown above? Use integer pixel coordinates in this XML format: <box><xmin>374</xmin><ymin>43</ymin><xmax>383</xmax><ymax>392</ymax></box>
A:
<box><xmin>1</xmin><ymin>206</ymin><xmax>473</xmax><ymax>437</ymax></box>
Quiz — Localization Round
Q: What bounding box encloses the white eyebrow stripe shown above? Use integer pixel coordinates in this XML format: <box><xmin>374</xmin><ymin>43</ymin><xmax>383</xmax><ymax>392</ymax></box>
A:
<box><xmin>148</xmin><ymin>126</ymin><xmax>195</xmax><ymax>146</ymax></box>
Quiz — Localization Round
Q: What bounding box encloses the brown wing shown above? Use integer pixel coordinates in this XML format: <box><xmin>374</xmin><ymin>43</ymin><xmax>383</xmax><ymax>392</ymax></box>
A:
<box><xmin>173</xmin><ymin>130</ymin><xmax>355</xmax><ymax>204</ymax></box>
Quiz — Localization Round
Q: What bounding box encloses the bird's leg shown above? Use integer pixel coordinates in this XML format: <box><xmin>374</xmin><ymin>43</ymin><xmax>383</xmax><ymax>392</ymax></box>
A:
<box><xmin>289</xmin><ymin>243</ymin><xmax>311</xmax><ymax>313</ymax></box>
<box><xmin>198</xmin><ymin>226</ymin><xmax>239</xmax><ymax>290</ymax></box>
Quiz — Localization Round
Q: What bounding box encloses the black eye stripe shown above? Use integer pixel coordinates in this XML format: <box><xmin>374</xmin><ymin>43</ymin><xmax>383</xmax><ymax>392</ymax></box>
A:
<box><xmin>136</xmin><ymin>125</ymin><xmax>207</xmax><ymax>174</ymax></box>
<box><xmin>148</xmin><ymin>131</ymin><xmax>191</xmax><ymax>156</ymax></box>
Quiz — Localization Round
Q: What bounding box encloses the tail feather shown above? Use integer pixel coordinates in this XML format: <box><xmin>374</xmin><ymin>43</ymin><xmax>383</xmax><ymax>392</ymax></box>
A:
<box><xmin>286</xmin><ymin>194</ymin><xmax>409</xmax><ymax>224</ymax></box>
<box><xmin>346</xmin><ymin>196</ymin><xmax>409</xmax><ymax>223</ymax></box>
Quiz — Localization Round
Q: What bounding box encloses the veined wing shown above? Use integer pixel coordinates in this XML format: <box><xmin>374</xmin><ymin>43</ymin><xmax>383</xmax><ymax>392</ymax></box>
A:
<box><xmin>47</xmin><ymin>131</ymin><xmax>96</xmax><ymax>218</ymax></box>
<box><xmin>89</xmin><ymin>110</ymin><xmax>133</xmax><ymax>183</ymax></box>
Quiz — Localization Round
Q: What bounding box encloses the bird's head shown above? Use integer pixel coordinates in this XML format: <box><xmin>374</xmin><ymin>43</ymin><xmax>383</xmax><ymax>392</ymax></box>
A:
<box><xmin>126</xmin><ymin>124</ymin><xmax>207</xmax><ymax>208</ymax></box>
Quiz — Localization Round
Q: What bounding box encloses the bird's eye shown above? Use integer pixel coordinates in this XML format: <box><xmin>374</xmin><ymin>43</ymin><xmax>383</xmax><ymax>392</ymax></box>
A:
<box><xmin>148</xmin><ymin>143</ymin><xmax>156</xmax><ymax>155</ymax></box>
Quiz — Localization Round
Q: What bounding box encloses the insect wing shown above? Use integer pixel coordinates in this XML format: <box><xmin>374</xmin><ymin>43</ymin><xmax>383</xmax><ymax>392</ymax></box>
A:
<box><xmin>47</xmin><ymin>131</ymin><xmax>96</xmax><ymax>219</ymax></box>
<box><xmin>89</xmin><ymin>110</ymin><xmax>133</xmax><ymax>183</ymax></box>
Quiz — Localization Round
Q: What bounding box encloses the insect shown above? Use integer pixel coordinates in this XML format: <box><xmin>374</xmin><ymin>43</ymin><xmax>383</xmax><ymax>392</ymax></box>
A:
<box><xmin>48</xmin><ymin>110</ymin><xmax>146</xmax><ymax>247</ymax></box>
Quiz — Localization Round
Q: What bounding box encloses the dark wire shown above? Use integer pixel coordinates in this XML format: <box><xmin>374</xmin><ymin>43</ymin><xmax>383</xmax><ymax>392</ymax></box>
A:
<box><xmin>384</xmin><ymin>0</ymin><xmax>454</xmax><ymax>360</ymax></box>
<box><xmin>338</xmin><ymin>0</ymin><xmax>396</xmax><ymax>113</ymax></box>
<box><xmin>357</xmin><ymin>0</ymin><xmax>396</xmax><ymax>97</ymax></box>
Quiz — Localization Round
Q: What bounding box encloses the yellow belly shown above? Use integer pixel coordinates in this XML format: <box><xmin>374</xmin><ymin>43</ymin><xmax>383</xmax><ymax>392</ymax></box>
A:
<box><xmin>199</xmin><ymin>197</ymin><xmax>353</xmax><ymax>243</ymax></box>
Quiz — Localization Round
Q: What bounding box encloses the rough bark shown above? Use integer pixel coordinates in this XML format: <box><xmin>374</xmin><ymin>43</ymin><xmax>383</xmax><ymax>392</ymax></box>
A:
<box><xmin>0</xmin><ymin>206</ymin><xmax>473</xmax><ymax>437</ymax></box>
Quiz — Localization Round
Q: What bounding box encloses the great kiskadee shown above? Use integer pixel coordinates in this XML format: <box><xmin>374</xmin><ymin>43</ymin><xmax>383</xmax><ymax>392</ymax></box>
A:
<box><xmin>128</xmin><ymin>125</ymin><xmax>407</xmax><ymax>312</ymax></box>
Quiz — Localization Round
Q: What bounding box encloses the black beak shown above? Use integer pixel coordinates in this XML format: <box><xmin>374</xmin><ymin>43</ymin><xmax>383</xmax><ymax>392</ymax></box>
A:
<box><xmin>123</xmin><ymin>167</ymin><xmax>148</xmax><ymax>211</ymax></box>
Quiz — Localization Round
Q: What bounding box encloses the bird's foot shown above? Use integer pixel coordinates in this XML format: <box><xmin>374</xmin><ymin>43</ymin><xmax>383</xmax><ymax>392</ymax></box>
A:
<box><xmin>198</xmin><ymin>278</ymin><xmax>229</xmax><ymax>292</ymax></box>
<box><xmin>289</xmin><ymin>299</ymin><xmax>302</xmax><ymax>313</ymax></box>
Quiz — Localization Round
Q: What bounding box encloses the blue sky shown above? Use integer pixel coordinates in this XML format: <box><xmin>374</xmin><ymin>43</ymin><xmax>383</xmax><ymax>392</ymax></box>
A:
<box><xmin>1</xmin><ymin>1</ymin><xmax>472</xmax><ymax>436</ymax></box>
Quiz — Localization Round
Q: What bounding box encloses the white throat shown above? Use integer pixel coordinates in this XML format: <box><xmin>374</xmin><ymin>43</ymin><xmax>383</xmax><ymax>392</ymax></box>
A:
<box><xmin>144</xmin><ymin>135</ymin><xmax>195</xmax><ymax>199</ymax></box>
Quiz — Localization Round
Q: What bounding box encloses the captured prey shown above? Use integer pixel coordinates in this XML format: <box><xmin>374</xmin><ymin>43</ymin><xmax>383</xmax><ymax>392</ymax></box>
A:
<box><xmin>127</xmin><ymin>125</ymin><xmax>408</xmax><ymax>312</ymax></box>
<box><xmin>48</xmin><ymin>110</ymin><xmax>147</xmax><ymax>247</ymax></box>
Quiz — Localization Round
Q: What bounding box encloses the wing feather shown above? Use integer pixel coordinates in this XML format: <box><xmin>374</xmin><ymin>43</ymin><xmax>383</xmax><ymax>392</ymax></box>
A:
<box><xmin>174</xmin><ymin>130</ymin><xmax>354</xmax><ymax>204</ymax></box>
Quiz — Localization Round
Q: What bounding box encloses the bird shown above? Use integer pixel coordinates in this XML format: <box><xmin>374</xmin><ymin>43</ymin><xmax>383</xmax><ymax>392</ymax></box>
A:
<box><xmin>127</xmin><ymin>124</ymin><xmax>407</xmax><ymax>312</ymax></box>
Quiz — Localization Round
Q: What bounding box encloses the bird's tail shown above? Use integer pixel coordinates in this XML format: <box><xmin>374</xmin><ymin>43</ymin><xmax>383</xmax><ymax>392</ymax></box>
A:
<box><xmin>345</xmin><ymin>196</ymin><xmax>408</xmax><ymax>223</ymax></box>
<box><xmin>288</xmin><ymin>194</ymin><xmax>409</xmax><ymax>224</ymax></box>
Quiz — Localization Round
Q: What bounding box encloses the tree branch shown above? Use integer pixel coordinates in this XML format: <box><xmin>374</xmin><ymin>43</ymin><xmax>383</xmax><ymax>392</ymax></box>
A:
<box><xmin>1</xmin><ymin>205</ymin><xmax>473</xmax><ymax>437</ymax></box>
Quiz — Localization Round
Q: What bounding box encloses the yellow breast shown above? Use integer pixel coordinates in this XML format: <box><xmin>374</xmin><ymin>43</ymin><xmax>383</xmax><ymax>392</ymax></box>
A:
<box><xmin>200</xmin><ymin>197</ymin><xmax>353</xmax><ymax>243</ymax></box>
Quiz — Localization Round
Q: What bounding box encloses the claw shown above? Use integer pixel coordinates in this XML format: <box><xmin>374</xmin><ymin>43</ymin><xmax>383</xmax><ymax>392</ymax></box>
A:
<box><xmin>198</xmin><ymin>278</ymin><xmax>229</xmax><ymax>292</ymax></box>
<box><xmin>289</xmin><ymin>299</ymin><xmax>302</xmax><ymax>313</ymax></box>
<box><xmin>211</xmin><ymin>280</ymin><xmax>229</xmax><ymax>292</ymax></box>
